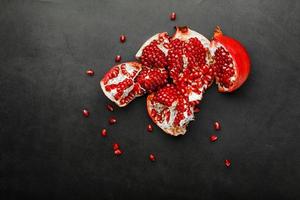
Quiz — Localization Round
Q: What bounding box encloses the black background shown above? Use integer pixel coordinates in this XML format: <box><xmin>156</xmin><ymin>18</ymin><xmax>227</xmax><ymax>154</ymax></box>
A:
<box><xmin>1</xmin><ymin>0</ymin><xmax>299</xmax><ymax>199</ymax></box>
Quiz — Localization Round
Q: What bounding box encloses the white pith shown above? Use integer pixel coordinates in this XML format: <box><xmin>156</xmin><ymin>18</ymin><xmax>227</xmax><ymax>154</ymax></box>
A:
<box><xmin>100</xmin><ymin>63</ymin><xmax>142</xmax><ymax>107</ymax></box>
<box><xmin>210</xmin><ymin>41</ymin><xmax>237</xmax><ymax>91</ymax></box>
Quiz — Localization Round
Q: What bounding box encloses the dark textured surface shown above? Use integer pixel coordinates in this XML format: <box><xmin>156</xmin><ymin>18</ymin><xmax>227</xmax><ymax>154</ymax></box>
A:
<box><xmin>0</xmin><ymin>0</ymin><xmax>299</xmax><ymax>199</ymax></box>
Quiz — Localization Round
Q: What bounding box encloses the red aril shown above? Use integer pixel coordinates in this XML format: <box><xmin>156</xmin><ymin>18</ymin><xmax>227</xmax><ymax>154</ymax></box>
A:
<box><xmin>114</xmin><ymin>149</ymin><xmax>122</xmax><ymax>155</ymax></box>
<box><xmin>106</xmin><ymin>104</ymin><xmax>114</xmax><ymax>112</ymax></box>
<box><xmin>101</xmin><ymin>129</ymin><xmax>107</xmax><ymax>137</ymax></box>
<box><xmin>210</xmin><ymin>26</ymin><xmax>250</xmax><ymax>92</ymax></box>
<box><xmin>86</xmin><ymin>69</ymin><xmax>94</xmax><ymax>76</ymax></box>
<box><xmin>147</xmin><ymin>124</ymin><xmax>153</xmax><ymax>132</ymax></box>
<box><xmin>113</xmin><ymin>143</ymin><xmax>120</xmax><ymax>150</ymax></box>
<box><xmin>170</xmin><ymin>12</ymin><xmax>176</xmax><ymax>20</ymax></box>
<box><xmin>115</xmin><ymin>55</ymin><xmax>121</xmax><ymax>62</ymax></box>
<box><xmin>120</xmin><ymin>34</ymin><xmax>126</xmax><ymax>43</ymax></box>
<box><xmin>149</xmin><ymin>154</ymin><xmax>156</xmax><ymax>161</ymax></box>
<box><xmin>224</xmin><ymin>159</ymin><xmax>231</xmax><ymax>167</ymax></box>
<box><xmin>210</xmin><ymin>135</ymin><xmax>218</xmax><ymax>142</ymax></box>
<box><xmin>108</xmin><ymin>116</ymin><xmax>117</xmax><ymax>125</ymax></box>
<box><xmin>194</xmin><ymin>106</ymin><xmax>201</xmax><ymax>113</ymax></box>
<box><xmin>82</xmin><ymin>109</ymin><xmax>89</xmax><ymax>117</ymax></box>
<box><xmin>214</xmin><ymin>121</ymin><xmax>221</xmax><ymax>130</ymax></box>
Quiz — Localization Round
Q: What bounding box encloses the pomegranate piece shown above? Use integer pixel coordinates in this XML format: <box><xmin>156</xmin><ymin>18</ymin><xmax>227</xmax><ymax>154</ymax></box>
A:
<box><xmin>149</xmin><ymin>154</ymin><xmax>156</xmax><ymax>161</ymax></box>
<box><xmin>82</xmin><ymin>109</ymin><xmax>89</xmax><ymax>117</ymax></box>
<box><xmin>106</xmin><ymin>104</ymin><xmax>114</xmax><ymax>112</ymax></box>
<box><xmin>100</xmin><ymin>62</ymin><xmax>144</xmax><ymax>107</ymax></box>
<box><xmin>214</xmin><ymin>121</ymin><xmax>221</xmax><ymax>130</ymax></box>
<box><xmin>120</xmin><ymin>34</ymin><xmax>126</xmax><ymax>43</ymax></box>
<box><xmin>210</xmin><ymin>135</ymin><xmax>218</xmax><ymax>142</ymax></box>
<box><xmin>147</xmin><ymin>124</ymin><xmax>153</xmax><ymax>132</ymax></box>
<box><xmin>115</xmin><ymin>55</ymin><xmax>121</xmax><ymax>62</ymax></box>
<box><xmin>101</xmin><ymin>129</ymin><xmax>107</xmax><ymax>137</ymax></box>
<box><xmin>114</xmin><ymin>149</ymin><xmax>122</xmax><ymax>156</ymax></box>
<box><xmin>108</xmin><ymin>117</ymin><xmax>117</xmax><ymax>125</ymax></box>
<box><xmin>170</xmin><ymin>12</ymin><xmax>176</xmax><ymax>20</ymax></box>
<box><xmin>86</xmin><ymin>69</ymin><xmax>94</xmax><ymax>76</ymax></box>
<box><xmin>224</xmin><ymin>159</ymin><xmax>231</xmax><ymax>167</ymax></box>
<box><xmin>147</xmin><ymin>84</ymin><xmax>194</xmax><ymax>136</ymax></box>
<box><xmin>210</xmin><ymin>26</ymin><xmax>250</xmax><ymax>92</ymax></box>
<box><xmin>135</xmin><ymin>32</ymin><xmax>170</xmax><ymax>68</ymax></box>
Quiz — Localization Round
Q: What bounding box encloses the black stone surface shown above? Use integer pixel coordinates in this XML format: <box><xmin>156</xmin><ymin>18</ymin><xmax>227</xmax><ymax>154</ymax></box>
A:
<box><xmin>0</xmin><ymin>0</ymin><xmax>299</xmax><ymax>199</ymax></box>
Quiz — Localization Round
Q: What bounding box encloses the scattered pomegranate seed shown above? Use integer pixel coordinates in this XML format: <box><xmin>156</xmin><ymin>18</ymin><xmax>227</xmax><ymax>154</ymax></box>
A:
<box><xmin>82</xmin><ymin>109</ymin><xmax>89</xmax><ymax>117</ymax></box>
<box><xmin>85</xmin><ymin>69</ymin><xmax>94</xmax><ymax>76</ymax></box>
<box><xmin>114</xmin><ymin>149</ymin><xmax>122</xmax><ymax>156</ymax></box>
<box><xmin>108</xmin><ymin>116</ymin><xmax>117</xmax><ymax>125</ymax></box>
<box><xmin>210</xmin><ymin>135</ymin><xmax>218</xmax><ymax>142</ymax></box>
<box><xmin>120</xmin><ymin>34</ymin><xmax>126</xmax><ymax>43</ymax></box>
<box><xmin>224</xmin><ymin>159</ymin><xmax>231</xmax><ymax>167</ymax></box>
<box><xmin>101</xmin><ymin>129</ymin><xmax>107</xmax><ymax>137</ymax></box>
<box><xmin>170</xmin><ymin>12</ymin><xmax>176</xmax><ymax>20</ymax></box>
<box><xmin>194</xmin><ymin>106</ymin><xmax>201</xmax><ymax>113</ymax></box>
<box><xmin>214</xmin><ymin>121</ymin><xmax>221</xmax><ymax>130</ymax></box>
<box><xmin>115</xmin><ymin>55</ymin><xmax>121</xmax><ymax>62</ymax></box>
<box><xmin>106</xmin><ymin>104</ymin><xmax>114</xmax><ymax>112</ymax></box>
<box><xmin>149</xmin><ymin>154</ymin><xmax>156</xmax><ymax>161</ymax></box>
<box><xmin>147</xmin><ymin>124</ymin><xmax>153</xmax><ymax>132</ymax></box>
<box><xmin>113</xmin><ymin>143</ymin><xmax>119</xmax><ymax>150</ymax></box>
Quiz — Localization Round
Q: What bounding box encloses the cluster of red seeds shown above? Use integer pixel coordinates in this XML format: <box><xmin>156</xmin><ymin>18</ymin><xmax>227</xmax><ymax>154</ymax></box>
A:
<box><xmin>82</xmin><ymin>12</ymin><xmax>231</xmax><ymax>167</ymax></box>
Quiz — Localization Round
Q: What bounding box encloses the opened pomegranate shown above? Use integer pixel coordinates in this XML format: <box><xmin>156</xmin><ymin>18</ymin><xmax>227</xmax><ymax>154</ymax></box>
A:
<box><xmin>100</xmin><ymin>62</ymin><xmax>168</xmax><ymax>107</ymax></box>
<box><xmin>147</xmin><ymin>84</ymin><xmax>194</xmax><ymax>136</ymax></box>
<box><xmin>210</xmin><ymin>26</ymin><xmax>250</xmax><ymax>92</ymax></box>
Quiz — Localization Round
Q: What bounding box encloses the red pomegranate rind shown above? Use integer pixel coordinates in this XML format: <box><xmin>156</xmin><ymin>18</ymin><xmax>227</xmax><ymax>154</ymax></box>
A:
<box><xmin>146</xmin><ymin>84</ymin><xmax>194</xmax><ymax>136</ymax></box>
<box><xmin>211</xmin><ymin>26</ymin><xmax>250</xmax><ymax>92</ymax></box>
<box><xmin>135</xmin><ymin>67</ymin><xmax>168</xmax><ymax>93</ymax></box>
<box><xmin>135</xmin><ymin>32</ymin><xmax>170</xmax><ymax>68</ymax></box>
<box><xmin>100</xmin><ymin>62</ymin><xmax>144</xmax><ymax>107</ymax></box>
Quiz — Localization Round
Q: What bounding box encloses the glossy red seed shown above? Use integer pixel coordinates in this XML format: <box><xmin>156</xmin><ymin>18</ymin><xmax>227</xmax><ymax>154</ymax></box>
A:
<box><xmin>210</xmin><ymin>135</ymin><xmax>218</xmax><ymax>142</ymax></box>
<box><xmin>147</xmin><ymin>124</ymin><xmax>153</xmax><ymax>132</ymax></box>
<box><xmin>113</xmin><ymin>143</ymin><xmax>119</xmax><ymax>150</ymax></box>
<box><xmin>86</xmin><ymin>69</ymin><xmax>94</xmax><ymax>76</ymax></box>
<box><xmin>114</xmin><ymin>149</ymin><xmax>122</xmax><ymax>156</ymax></box>
<box><xmin>170</xmin><ymin>12</ymin><xmax>176</xmax><ymax>20</ymax></box>
<box><xmin>82</xmin><ymin>109</ymin><xmax>89</xmax><ymax>117</ymax></box>
<box><xmin>120</xmin><ymin>35</ymin><xmax>126</xmax><ymax>43</ymax></box>
<box><xmin>101</xmin><ymin>129</ymin><xmax>107</xmax><ymax>137</ymax></box>
<box><xmin>214</xmin><ymin>121</ymin><xmax>221</xmax><ymax>130</ymax></box>
<box><xmin>225</xmin><ymin>159</ymin><xmax>231</xmax><ymax>167</ymax></box>
<box><xmin>109</xmin><ymin>117</ymin><xmax>117</xmax><ymax>125</ymax></box>
<box><xmin>149</xmin><ymin>154</ymin><xmax>155</xmax><ymax>161</ymax></box>
<box><xmin>106</xmin><ymin>104</ymin><xmax>114</xmax><ymax>112</ymax></box>
<box><xmin>115</xmin><ymin>55</ymin><xmax>121</xmax><ymax>62</ymax></box>
<box><xmin>194</xmin><ymin>106</ymin><xmax>201</xmax><ymax>113</ymax></box>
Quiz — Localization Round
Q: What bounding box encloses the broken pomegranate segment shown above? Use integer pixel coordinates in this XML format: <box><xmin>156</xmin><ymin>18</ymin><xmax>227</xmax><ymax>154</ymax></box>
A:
<box><xmin>210</xmin><ymin>26</ymin><xmax>250</xmax><ymax>92</ymax></box>
<box><xmin>135</xmin><ymin>32</ymin><xmax>170</xmax><ymax>68</ymax></box>
<box><xmin>147</xmin><ymin>84</ymin><xmax>194</xmax><ymax>136</ymax></box>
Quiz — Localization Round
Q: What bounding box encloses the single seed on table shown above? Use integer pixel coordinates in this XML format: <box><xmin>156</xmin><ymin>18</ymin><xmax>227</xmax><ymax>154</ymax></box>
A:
<box><xmin>114</xmin><ymin>149</ymin><xmax>122</xmax><ymax>156</ymax></box>
<box><xmin>210</xmin><ymin>135</ymin><xmax>218</xmax><ymax>142</ymax></box>
<box><xmin>115</xmin><ymin>55</ymin><xmax>121</xmax><ymax>62</ymax></box>
<box><xmin>86</xmin><ymin>69</ymin><xmax>94</xmax><ymax>76</ymax></box>
<box><xmin>106</xmin><ymin>104</ymin><xmax>114</xmax><ymax>112</ymax></box>
<box><xmin>120</xmin><ymin>34</ymin><xmax>126</xmax><ymax>43</ymax></box>
<box><xmin>109</xmin><ymin>116</ymin><xmax>117</xmax><ymax>125</ymax></box>
<box><xmin>149</xmin><ymin>154</ymin><xmax>156</xmax><ymax>161</ymax></box>
<box><xmin>82</xmin><ymin>109</ymin><xmax>89</xmax><ymax>117</ymax></box>
<box><xmin>101</xmin><ymin>129</ymin><xmax>107</xmax><ymax>137</ymax></box>
<box><xmin>147</xmin><ymin>124</ymin><xmax>153</xmax><ymax>132</ymax></box>
<box><xmin>113</xmin><ymin>143</ymin><xmax>119</xmax><ymax>150</ymax></box>
<box><xmin>170</xmin><ymin>12</ymin><xmax>176</xmax><ymax>20</ymax></box>
<box><xmin>214</xmin><ymin>121</ymin><xmax>221</xmax><ymax>130</ymax></box>
<box><xmin>224</xmin><ymin>159</ymin><xmax>231</xmax><ymax>167</ymax></box>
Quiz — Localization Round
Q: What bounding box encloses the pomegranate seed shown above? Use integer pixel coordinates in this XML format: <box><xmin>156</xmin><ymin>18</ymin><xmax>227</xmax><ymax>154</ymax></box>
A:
<box><xmin>109</xmin><ymin>116</ymin><xmax>117</xmax><ymax>125</ymax></box>
<box><xmin>113</xmin><ymin>143</ymin><xmax>119</xmax><ymax>150</ymax></box>
<box><xmin>101</xmin><ymin>129</ymin><xmax>107</xmax><ymax>137</ymax></box>
<box><xmin>194</xmin><ymin>106</ymin><xmax>200</xmax><ymax>113</ymax></box>
<box><xmin>114</xmin><ymin>149</ymin><xmax>122</xmax><ymax>156</ymax></box>
<box><xmin>149</xmin><ymin>154</ymin><xmax>156</xmax><ymax>161</ymax></box>
<box><xmin>170</xmin><ymin>12</ymin><xmax>176</xmax><ymax>20</ymax></box>
<box><xmin>82</xmin><ymin>109</ymin><xmax>89</xmax><ymax>117</ymax></box>
<box><xmin>224</xmin><ymin>159</ymin><xmax>231</xmax><ymax>167</ymax></box>
<box><xmin>120</xmin><ymin>34</ymin><xmax>126</xmax><ymax>43</ymax></box>
<box><xmin>210</xmin><ymin>135</ymin><xmax>218</xmax><ymax>142</ymax></box>
<box><xmin>115</xmin><ymin>55</ymin><xmax>121</xmax><ymax>62</ymax></box>
<box><xmin>86</xmin><ymin>69</ymin><xmax>94</xmax><ymax>76</ymax></box>
<box><xmin>214</xmin><ymin>121</ymin><xmax>221</xmax><ymax>130</ymax></box>
<box><xmin>106</xmin><ymin>104</ymin><xmax>114</xmax><ymax>112</ymax></box>
<box><xmin>147</xmin><ymin>124</ymin><xmax>153</xmax><ymax>132</ymax></box>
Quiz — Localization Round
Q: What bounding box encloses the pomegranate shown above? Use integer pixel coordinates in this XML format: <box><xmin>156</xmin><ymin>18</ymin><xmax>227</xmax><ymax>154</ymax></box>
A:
<box><xmin>146</xmin><ymin>84</ymin><xmax>194</xmax><ymax>136</ymax></box>
<box><xmin>135</xmin><ymin>32</ymin><xmax>170</xmax><ymax>68</ymax></box>
<box><xmin>210</xmin><ymin>26</ymin><xmax>250</xmax><ymax>92</ymax></box>
<box><xmin>100</xmin><ymin>62</ymin><xmax>168</xmax><ymax>107</ymax></box>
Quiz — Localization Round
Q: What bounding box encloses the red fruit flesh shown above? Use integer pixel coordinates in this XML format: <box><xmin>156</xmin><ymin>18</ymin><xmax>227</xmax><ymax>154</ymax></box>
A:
<box><xmin>135</xmin><ymin>32</ymin><xmax>170</xmax><ymax>68</ymax></box>
<box><xmin>211</xmin><ymin>26</ymin><xmax>250</xmax><ymax>92</ymax></box>
<box><xmin>147</xmin><ymin>84</ymin><xmax>194</xmax><ymax>136</ymax></box>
